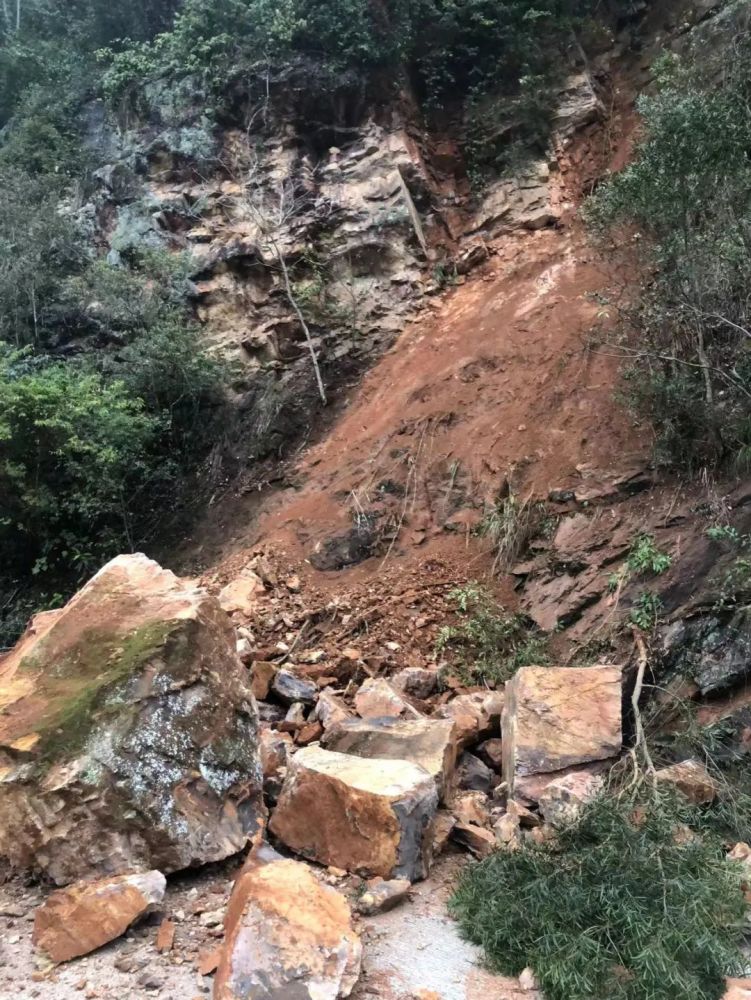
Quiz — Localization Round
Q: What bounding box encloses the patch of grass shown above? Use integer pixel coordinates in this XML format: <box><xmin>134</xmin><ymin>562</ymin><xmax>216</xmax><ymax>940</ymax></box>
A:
<box><xmin>450</xmin><ymin>789</ymin><xmax>747</xmax><ymax>1000</ymax></box>
<box><xmin>479</xmin><ymin>493</ymin><xmax>549</xmax><ymax>576</ymax></box>
<box><xmin>435</xmin><ymin>584</ymin><xmax>548</xmax><ymax>685</ymax></box>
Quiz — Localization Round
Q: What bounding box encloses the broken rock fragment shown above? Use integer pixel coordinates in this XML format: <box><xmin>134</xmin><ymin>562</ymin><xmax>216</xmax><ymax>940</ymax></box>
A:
<box><xmin>726</xmin><ymin>980</ymin><xmax>751</xmax><ymax>1000</ymax></box>
<box><xmin>269</xmin><ymin>745</ymin><xmax>438</xmax><ymax>880</ymax></box>
<box><xmin>354</xmin><ymin>677</ymin><xmax>410</xmax><ymax>718</ymax></box>
<box><xmin>214</xmin><ymin>847</ymin><xmax>361</xmax><ymax>1000</ymax></box>
<box><xmin>436</xmin><ymin>691</ymin><xmax>502</xmax><ymax>748</ymax></box>
<box><xmin>654</xmin><ymin>759</ymin><xmax>719</xmax><ymax>805</ymax></box>
<box><xmin>259</xmin><ymin>728</ymin><xmax>293</xmax><ymax>800</ymax></box>
<box><xmin>323</xmin><ymin>716</ymin><xmax>457</xmax><ymax>801</ymax></box>
<box><xmin>392</xmin><ymin>667</ymin><xmax>439</xmax><ymax>700</ymax></box>
<box><xmin>313</xmin><ymin>688</ymin><xmax>353</xmax><ymax>729</ymax></box>
<box><xmin>249</xmin><ymin>660</ymin><xmax>276</xmax><ymax>700</ymax></box>
<box><xmin>452</xmin><ymin>822</ymin><xmax>497</xmax><ymax>858</ymax></box>
<box><xmin>271</xmin><ymin>668</ymin><xmax>318</xmax><ymax>706</ymax></box>
<box><xmin>502</xmin><ymin>665</ymin><xmax>622</xmax><ymax>796</ymax></box>
<box><xmin>33</xmin><ymin>870</ymin><xmax>166</xmax><ymax>964</ymax></box>
<box><xmin>218</xmin><ymin>572</ymin><xmax>265</xmax><ymax>616</ymax></box>
<box><xmin>356</xmin><ymin>878</ymin><xmax>411</xmax><ymax>916</ymax></box>
<box><xmin>538</xmin><ymin>772</ymin><xmax>604</xmax><ymax>827</ymax></box>
<box><xmin>457</xmin><ymin>751</ymin><xmax>496</xmax><ymax>793</ymax></box>
<box><xmin>0</xmin><ymin>554</ymin><xmax>264</xmax><ymax>884</ymax></box>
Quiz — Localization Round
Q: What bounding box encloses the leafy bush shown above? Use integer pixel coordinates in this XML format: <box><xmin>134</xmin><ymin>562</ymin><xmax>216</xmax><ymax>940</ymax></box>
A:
<box><xmin>0</xmin><ymin>347</ymin><xmax>159</xmax><ymax>577</ymax></box>
<box><xmin>627</xmin><ymin>533</ymin><xmax>672</xmax><ymax>576</ymax></box>
<box><xmin>450</xmin><ymin>790</ymin><xmax>747</xmax><ymax>1000</ymax></box>
<box><xmin>435</xmin><ymin>584</ymin><xmax>548</xmax><ymax>684</ymax></box>
<box><xmin>0</xmin><ymin>239</ymin><xmax>225</xmax><ymax>622</ymax></box>
<box><xmin>588</xmin><ymin>43</ymin><xmax>751</xmax><ymax>468</ymax></box>
<box><xmin>629</xmin><ymin>590</ymin><xmax>663</xmax><ymax>630</ymax></box>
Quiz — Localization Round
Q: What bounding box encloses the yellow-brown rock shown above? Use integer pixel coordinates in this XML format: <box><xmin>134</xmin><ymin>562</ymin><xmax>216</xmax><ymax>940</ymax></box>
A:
<box><xmin>725</xmin><ymin>979</ymin><xmax>751</xmax><ymax>1000</ymax></box>
<box><xmin>502</xmin><ymin>665</ymin><xmax>622</xmax><ymax>794</ymax></box>
<box><xmin>218</xmin><ymin>572</ymin><xmax>265</xmax><ymax>616</ymax></box>
<box><xmin>269</xmin><ymin>745</ymin><xmax>438</xmax><ymax>880</ymax></box>
<box><xmin>654</xmin><ymin>758</ymin><xmax>719</xmax><ymax>804</ymax></box>
<box><xmin>33</xmin><ymin>870</ymin><xmax>165</xmax><ymax>963</ymax></box>
<box><xmin>0</xmin><ymin>554</ymin><xmax>264</xmax><ymax>884</ymax></box>
<box><xmin>323</xmin><ymin>716</ymin><xmax>457</xmax><ymax>801</ymax></box>
<box><xmin>537</xmin><ymin>771</ymin><xmax>604</xmax><ymax>827</ymax></box>
<box><xmin>214</xmin><ymin>847</ymin><xmax>361</xmax><ymax>1000</ymax></box>
<box><xmin>354</xmin><ymin>677</ymin><xmax>410</xmax><ymax>718</ymax></box>
<box><xmin>436</xmin><ymin>691</ymin><xmax>502</xmax><ymax>748</ymax></box>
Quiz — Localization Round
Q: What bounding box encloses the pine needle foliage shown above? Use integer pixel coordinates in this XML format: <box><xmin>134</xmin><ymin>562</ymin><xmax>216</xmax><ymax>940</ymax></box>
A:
<box><xmin>450</xmin><ymin>791</ymin><xmax>747</xmax><ymax>1000</ymax></box>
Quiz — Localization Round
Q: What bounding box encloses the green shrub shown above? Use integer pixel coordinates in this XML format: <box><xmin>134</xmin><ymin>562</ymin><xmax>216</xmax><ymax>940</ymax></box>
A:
<box><xmin>450</xmin><ymin>791</ymin><xmax>747</xmax><ymax>1000</ymax></box>
<box><xmin>101</xmin><ymin>0</ymin><xmax>597</xmax><ymax>182</ymax></box>
<box><xmin>435</xmin><ymin>584</ymin><xmax>548</xmax><ymax>684</ymax></box>
<box><xmin>0</xmin><ymin>346</ymin><xmax>159</xmax><ymax>577</ymax></box>
<box><xmin>627</xmin><ymin>533</ymin><xmax>672</xmax><ymax>576</ymax></box>
<box><xmin>588</xmin><ymin>44</ymin><xmax>751</xmax><ymax>469</ymax></box>
<box><xmin>112</xmin><ymin>317</ymin><xmax>226</xmax><ymax>455</ymax></box>
<box><xmin>629</xmin><ymin>590</ymin><xmax>663</xmax><ymax>630</ymax></box>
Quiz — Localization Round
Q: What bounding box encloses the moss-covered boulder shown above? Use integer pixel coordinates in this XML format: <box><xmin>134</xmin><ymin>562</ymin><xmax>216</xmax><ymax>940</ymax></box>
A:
<box><xmin>0</xmin><ymin>554</ymin><xmax>263</xmax><ymax>885</ymax></box>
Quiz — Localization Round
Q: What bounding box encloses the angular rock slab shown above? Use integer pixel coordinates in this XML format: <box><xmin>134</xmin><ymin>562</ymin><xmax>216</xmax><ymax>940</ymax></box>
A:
<box><xmin>0</xmin><ymin>554</ymin><xmax>264</xmax><ymax>884</ymax></box>
<box><xmin>33</xmin><ymin>870</ymin><xmax>166</xmax><ymax>963</ymax></box>
<box><xmin>323</xmin><ymin>716</ymin><xmax>457</xmax><ymax>801</ymax></box>
<box><xmin>269</xmin><ymin>745</ymin><xmax>438</xmax><ymax>880</ymax></box>
<box><xmin>502</xmin><ymin>665</ymin><xmax>622</xmax><ymax>795</ymax></box>
<box><xmin>354</xmin><ymin>677</ymin><xmax>410</xmax><ymax>718</ymax></box>
<box><xmin>214</xmin><ymin>849</ymin><xmax>361</xmax><ymax>1000</ymax></box>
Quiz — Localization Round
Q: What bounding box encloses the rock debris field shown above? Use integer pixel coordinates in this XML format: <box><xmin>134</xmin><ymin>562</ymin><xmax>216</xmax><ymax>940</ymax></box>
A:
<box><xmin>0</xmin><ymin>553</ymin><xmax>749</xmax><ymax>1000</ymax></box>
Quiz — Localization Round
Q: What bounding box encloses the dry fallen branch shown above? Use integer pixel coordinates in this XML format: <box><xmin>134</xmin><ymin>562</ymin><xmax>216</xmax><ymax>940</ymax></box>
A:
<box><xmin>630</xmin><ymin>624</ymin><xmax>656</xmax><ymax>780</ymax></box>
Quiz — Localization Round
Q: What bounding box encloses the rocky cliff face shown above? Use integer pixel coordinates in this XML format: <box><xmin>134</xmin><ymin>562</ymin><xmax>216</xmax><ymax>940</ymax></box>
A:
<box><xmin>79</xmin><ymin>55</ymin><xmax>608</xmax><ymax>485</ymax></box>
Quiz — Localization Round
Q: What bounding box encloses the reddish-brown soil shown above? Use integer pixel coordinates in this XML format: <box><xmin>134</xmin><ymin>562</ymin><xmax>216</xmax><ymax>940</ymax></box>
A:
<box><xmin>185</xmin><ymin>34</ymin><xmax>661</xmax><ymax>636</ymax></box>
<box><xmin>198</xmin><ymin>157</ymin><xmax>647</xmax><ymax>609</ymax></box>
<box><xmin>254</xmin><ymin>224</ymin><xmax>642</xmax><ymax>545</ymax></box>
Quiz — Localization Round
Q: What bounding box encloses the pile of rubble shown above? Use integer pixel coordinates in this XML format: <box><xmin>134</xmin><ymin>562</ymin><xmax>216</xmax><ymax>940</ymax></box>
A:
<box><xmin>0</xmin><ymin>553</ymin><xmax>748</xmax><ymax>999</ymax></box>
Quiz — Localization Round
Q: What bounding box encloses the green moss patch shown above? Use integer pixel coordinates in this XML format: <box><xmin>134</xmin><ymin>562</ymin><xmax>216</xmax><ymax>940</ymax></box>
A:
<box><xmin>19</xmin><ymin>619</ymin><xmax>178</xmax><ymax>763</ymax></box>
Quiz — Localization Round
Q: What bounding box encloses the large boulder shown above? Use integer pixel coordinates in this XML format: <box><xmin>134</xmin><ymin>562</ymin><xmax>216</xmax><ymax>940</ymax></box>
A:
<box><xmin>214</xmin><ymin>846</ymin><xmax>361</xmax><ymax>1000</ymax></box>
<box><xmin>502</xmin><ymin>665</ymin><xmax>622</xmax><ymax>797</ymax></box>
<box><xmin>269</xmin><ymin>745</ymin><xmax>437</xmax><ymax>880</ymax></box>
<box><xmin>33</xmin><ymin>870</ymin><xmax>166</xmax><ymax>964</ymax></box>
<box><xmin>0</xmin><ymin>554</ymin><xmax>264</xmax><ymax>884</ymax></box>
<box><xmin>323</xmin><ymin>716</ymin><xmax>457</xmax><ymax>801</ymax></box>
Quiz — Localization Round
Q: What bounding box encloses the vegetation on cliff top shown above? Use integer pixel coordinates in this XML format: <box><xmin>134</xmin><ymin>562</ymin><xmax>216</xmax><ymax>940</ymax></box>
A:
<box><xmin>589</xmin><ymin>28</ymin><xmax>751</xmax><ymax>470</ymax></box>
